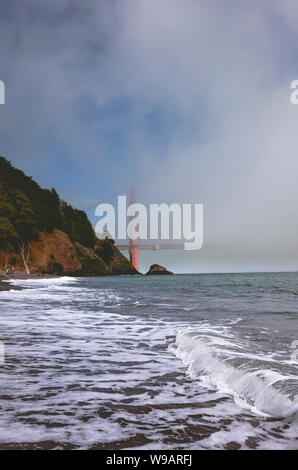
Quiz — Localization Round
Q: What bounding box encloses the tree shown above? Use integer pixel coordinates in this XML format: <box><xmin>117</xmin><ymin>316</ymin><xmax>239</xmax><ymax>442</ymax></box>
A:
<box><xmin>12</xmin><ymin>190</ymin><xmax>38</xmax><ymax>273</ymax></box>
<box><xmin>95</xmin><ymin>237</ymin><xmax>115</xmax><ymax>264</ymax></box>
<box><xmin>0</xmin><ymin>217</ymin><xmax>19</xmax><ymax>269</ymax></box>
<box><xmin>60</xmin><ymin>202</ymin><xmax>96</xmax><ymax>248</ymax></box>
<box><xmin>18</xmin><ymin>241</ymin><xmax>30</xmax><ymax>274</ymax></box>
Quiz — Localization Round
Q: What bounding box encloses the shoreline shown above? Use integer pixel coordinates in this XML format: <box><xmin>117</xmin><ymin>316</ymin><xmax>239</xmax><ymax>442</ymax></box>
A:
<box><xmin>0</xmin><ymin>280</ymin><xmax>23</xmax><ymax>291</ymax></box>
<box><xmin>0</xmin><ymin>271</ymin><xmax>61</xmax><ymax>291</ymax></box>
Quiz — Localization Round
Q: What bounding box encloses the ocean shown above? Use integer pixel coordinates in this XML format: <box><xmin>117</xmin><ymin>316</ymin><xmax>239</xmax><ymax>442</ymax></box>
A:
<box><xmin>0</xmin><ymin>272</ymin><xmax>297</xmax><ymax>450</ymax></box>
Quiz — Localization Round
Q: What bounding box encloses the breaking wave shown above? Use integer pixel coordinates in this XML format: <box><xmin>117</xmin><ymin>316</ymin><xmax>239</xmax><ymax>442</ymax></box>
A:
<box><xmin>174</xmin><ymin>327</ymin><xmax>298</xmax><ymax>418</ymax></box>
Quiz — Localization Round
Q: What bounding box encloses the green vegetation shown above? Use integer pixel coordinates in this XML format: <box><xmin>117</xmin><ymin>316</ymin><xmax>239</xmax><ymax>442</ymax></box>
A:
<box><xmin>0</xmin><ymin>156</ymin><xmax>95</xmax><ymax>249</ymax></box>
<box><xmin>75</xmin><ymin>239</ymin><xmax>138</xmax><ymax>276</ymax></box>
<box><xmin>94</xmin><ymin>238</ymin><xmax>115</xmax><ymax>264</ymax></box>
<box><xmin>0</xmin><ymin>156</ymin><xmax>138</xmax><ymax>275</ymax></box>
<box><xmin>60</xmin><ymin>201</ymin><xmax>96</xmax><ymax>248</ymax></box>
<box><xmin>75</xmin><ymin>243</ymin><xmax>108</xmax><ymax>276</ymax></box>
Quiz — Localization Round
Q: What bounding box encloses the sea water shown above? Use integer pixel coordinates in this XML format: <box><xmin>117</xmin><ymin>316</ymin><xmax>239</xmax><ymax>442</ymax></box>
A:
<box><xmin>0</xmin><ymin>272</ymin><xmax>297</xmax><ymax>449</ymax></box>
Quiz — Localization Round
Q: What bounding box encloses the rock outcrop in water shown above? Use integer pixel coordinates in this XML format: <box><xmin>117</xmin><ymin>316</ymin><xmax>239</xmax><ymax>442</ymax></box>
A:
<box><xmin>146</xmin><ymin>264</ymin><xmax>174</xmax><ymax>275</ymax></box>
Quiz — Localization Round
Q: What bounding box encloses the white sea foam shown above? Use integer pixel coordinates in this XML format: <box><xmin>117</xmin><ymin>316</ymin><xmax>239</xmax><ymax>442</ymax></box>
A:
<box><xmin>175</xmin><ymin>327</ymin><xmax>298</xmax><ymax>418</ymax></box>
<box><xmin>0</xmin><ymin>274</ymin><xmax>297</xmax><ymax>449</ymax></box>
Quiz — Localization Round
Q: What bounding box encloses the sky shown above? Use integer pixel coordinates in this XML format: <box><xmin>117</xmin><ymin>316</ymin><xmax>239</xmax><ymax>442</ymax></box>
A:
<box><xmin>1</xmin><ymin>0</ymin><xmax>298</xmax><ymax>273</ymax></box>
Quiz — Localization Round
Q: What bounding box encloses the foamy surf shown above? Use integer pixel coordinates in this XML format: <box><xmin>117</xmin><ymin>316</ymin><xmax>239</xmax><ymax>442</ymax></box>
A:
<box><xmin>0</xmin><ymin>272</ymin><xmax>297</xmax><ymax>449</ymax></box>
<box><xmin>174</xmin><ymin>327</ymin><xmax>298</xmax><ymax>418</ymax></box>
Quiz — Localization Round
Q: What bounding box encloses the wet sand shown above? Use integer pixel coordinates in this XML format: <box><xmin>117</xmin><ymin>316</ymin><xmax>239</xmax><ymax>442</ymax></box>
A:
<box><xmin>0</xmin><ymin>271</ymin><xmax>60</xmax><ymax>291</ymax></box>
<box><xmin>0</xmin><ymin>281</ymin><xmax>23</xmax><ymax>291</ymax></box>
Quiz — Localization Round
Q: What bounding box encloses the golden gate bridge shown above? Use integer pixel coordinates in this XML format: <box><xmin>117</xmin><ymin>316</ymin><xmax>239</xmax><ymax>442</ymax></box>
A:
<box><xmin>85</xmin><ymin>186</ymin><xmax>184</xmax><ymax>272</ymax></box>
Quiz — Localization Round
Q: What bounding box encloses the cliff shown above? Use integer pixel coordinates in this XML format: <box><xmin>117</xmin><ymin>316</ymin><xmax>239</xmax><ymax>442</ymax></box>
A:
<box><xmin>0</xmin><ymin>230</ymin><xmax>138</xmax><ymax>275</ymax></box>
<box><xmin>0</xmin><ymin>157</ymin><xmax>138</xmax><ymax>275</ymax></box>
<box><xmin>74</xmin><ymin>239</ymin><xmax>137</xmax><ymax>276</ymax></box>
<box><xmin>0</xmin><ymin>229</ymin><xmax>80</xmax><ymax>274</ymax></box>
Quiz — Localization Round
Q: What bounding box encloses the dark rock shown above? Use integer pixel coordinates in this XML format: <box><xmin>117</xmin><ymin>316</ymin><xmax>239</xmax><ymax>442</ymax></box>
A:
<box><xmin>145</xmin><ymin>264</ymin><xmax>174</xmax><ymax>275</ymax></box>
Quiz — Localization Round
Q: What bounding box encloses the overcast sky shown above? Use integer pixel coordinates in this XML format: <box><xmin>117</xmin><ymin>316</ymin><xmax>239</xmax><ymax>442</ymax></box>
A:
<box><xmin>1</xmin><ymin>0</ymin><xmax>298</xmax><ymax>273</ymax></box>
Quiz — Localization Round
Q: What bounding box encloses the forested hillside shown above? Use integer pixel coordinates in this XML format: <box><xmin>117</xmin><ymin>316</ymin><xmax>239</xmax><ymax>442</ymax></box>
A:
<box><xmin>0</xmin><ymin>157</ymin><xmax>137</xmax><ymax>275</ymax></box>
